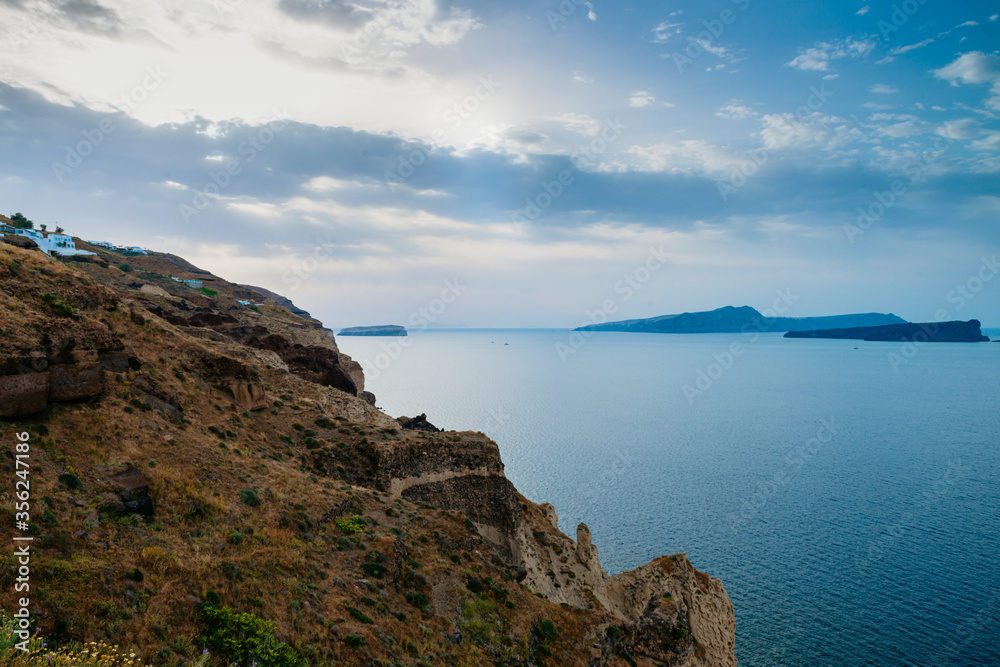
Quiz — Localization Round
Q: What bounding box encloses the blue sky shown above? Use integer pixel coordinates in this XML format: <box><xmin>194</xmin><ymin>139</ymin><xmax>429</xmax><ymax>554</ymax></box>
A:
<box><xmin>0</xmin><ymin>0</ymin><xmax>998</xmax><ymax>327</ymax></box>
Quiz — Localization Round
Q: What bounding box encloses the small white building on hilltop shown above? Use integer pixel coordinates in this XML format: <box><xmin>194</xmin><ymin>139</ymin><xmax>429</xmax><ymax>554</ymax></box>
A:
<box><xmin>1</xmin><ymin>228</ymin><xmax>96</xmax><ymax>257</ymax></box>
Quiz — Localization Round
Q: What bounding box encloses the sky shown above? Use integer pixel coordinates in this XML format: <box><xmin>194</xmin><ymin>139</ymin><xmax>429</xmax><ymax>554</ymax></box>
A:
<box><xmin>0</xmin><ymin>0</ymin><xmax>998</xmax><ymax>328</ymax></box>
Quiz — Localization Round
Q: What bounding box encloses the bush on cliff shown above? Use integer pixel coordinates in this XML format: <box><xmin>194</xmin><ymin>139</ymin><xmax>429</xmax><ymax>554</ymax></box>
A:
<box><xmin>196</xmin><ymin>606</ymin><xmax>300</xmax><ymax>667</ymax></box>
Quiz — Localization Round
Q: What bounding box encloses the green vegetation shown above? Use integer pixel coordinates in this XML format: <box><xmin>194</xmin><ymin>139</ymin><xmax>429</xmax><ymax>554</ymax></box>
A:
<box><xmin>335</xmin><ymin>515</ymin><xmax>365</xmax><ymax>534</ymax></box>
<box><xmin>118</xmin><ymin>263</ymin><xmax>132</xmax><ymax>272</ymax></box>
<box><xmin>198</xmin><ymin>287</ymin><xmax>218</xmax><ymax>298</ymax></box>
<box><xmin>41</xmin><ymin>292</ymin><xmax>74</xmax><ymax>317</ymax></box>
<box><xmin>239</xmin><ymin>489</ymin><xmax>261</xmax><ymax>507</ymax></box>
<box><xmin>9</xmin><ymin>212</ymin><xmax>32</xmax><ymax>229</ymax></box>
<box><xmin>196</xmin><ymin>606</ymin><xmax>299</xmax><ymax>667</ymax></box>
<box><xmin>57</xmin><ymin>473</ymin><xmax>82</xmax><ymax>490</ymax></box>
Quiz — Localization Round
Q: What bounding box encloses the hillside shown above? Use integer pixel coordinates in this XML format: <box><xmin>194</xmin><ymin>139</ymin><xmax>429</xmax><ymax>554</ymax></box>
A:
<box><xmin>577</xmin><ymin>305</ymin><xmax>905</xmax><ymax>334</ymax></box>
<box><xmin>0</xmin><ymin>238</ymin><xmax>736</xmax><ymax>666</ymax></box>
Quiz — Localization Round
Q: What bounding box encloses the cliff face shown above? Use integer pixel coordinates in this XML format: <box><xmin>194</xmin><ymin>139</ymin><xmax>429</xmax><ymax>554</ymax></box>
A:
<box><xmin>0</xmin><ymin>240</ymin><xmax>736</xmax><ymax>666</ymax></box>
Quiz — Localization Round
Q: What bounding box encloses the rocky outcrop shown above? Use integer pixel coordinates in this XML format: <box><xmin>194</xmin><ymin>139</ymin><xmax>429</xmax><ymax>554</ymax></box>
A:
<box><xmin>338</xmin><ymin>325</ymin><xmax>407</xmax><ymax>336</ymax></box>
<box><xmin>318</xmin><ymin>428</ymin><xmax>738</xmax><ymax>665</ymax></box>
<box><xmin>0</xmin><ymin>372</ymin><xmax>50</xmax><ymax>417</ymax></box>
<box><xmin>784</xmin><ymin>319</ymin><xmax>989</xmax><ymax>342</ymax></box>
<box><xmin>100</xmin><ymin>466</ymin><xmax>154</xmax><ymax>516</ymax></box>
<box><xmin>398</xmin><ymin>413</ymin><xmax>441</xmax><ymax>432</ymax></box>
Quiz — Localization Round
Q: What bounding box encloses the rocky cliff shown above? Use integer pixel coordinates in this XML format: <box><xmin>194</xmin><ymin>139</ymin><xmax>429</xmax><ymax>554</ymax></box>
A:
<box><xmin>0</xmin><ymin>239</ymin><xmax>736</xmax><ymax>666</ymax></box>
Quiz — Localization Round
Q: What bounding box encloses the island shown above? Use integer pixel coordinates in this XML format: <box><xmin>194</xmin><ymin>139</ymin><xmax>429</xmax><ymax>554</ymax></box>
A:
<box><xmin>784</xmin><ymin>320</ymin><xmax>989</xmax><ymax>342</ymax></box>
<box><xmin>338</xmin><ymin>324</ymin><xmax>408</xmax><ymax>336</ymax></box>
<box><xmin>576</xmin><ymin>305</ymin><xmax>906</xmax><ymax>334</ymax></box>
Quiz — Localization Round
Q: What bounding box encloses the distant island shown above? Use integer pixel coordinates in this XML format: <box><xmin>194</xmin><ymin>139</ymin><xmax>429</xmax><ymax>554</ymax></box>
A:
<box><xmin>576</xmin><ymin>305</ymin><xmax>906</xmax><ymax>334</ymax></box>
<box><xmin>784</xmin><ymin>320</ymin><xmax>989</xmax><ymax>342</ymax></box>
<box><xmin>338</xmin><ymin>325</ymin><xmax>407</xmax><ymax>336</ymax></box>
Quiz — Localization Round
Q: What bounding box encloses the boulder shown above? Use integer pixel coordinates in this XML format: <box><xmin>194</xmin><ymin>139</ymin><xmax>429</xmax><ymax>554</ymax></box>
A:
<box><xmin>399</xmin><ymin>414</ymin><xmax>441</xmax><ymax>432</ymax></box>
<box><xmin>0</xmin><ymin>372</ymin><xmax>50</xmax><ymax>417</ymax></box>
<box><xmin>48</xmin><ymin>362</ymin><xmax>102</xmax><ymax>402</ymax></box>
<box><xmin>105</xmin><ymin>466</ymin><xmax>154</xmax><ymax>516</ymax></box>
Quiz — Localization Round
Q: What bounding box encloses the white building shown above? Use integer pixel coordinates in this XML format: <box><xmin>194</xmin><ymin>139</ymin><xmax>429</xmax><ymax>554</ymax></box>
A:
<box><xmin>3</xmin><ymin>229</ymin><xmax>96</xmax><ymax>257</ymax></box>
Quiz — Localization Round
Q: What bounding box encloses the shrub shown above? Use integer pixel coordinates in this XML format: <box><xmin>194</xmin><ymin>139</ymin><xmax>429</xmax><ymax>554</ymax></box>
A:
<box><xmin>118</xmin><ymin>263</ymin><xmax>132</xmax><ymax>272</ymax></box>
<box><xmin>336</xmin><ymin>515</ymin><xmax>365</xmax><ymax>534</ymax></box>
<box><xmin>239</xmin><ymin>489</ymin><xmax>261</xmax><ymax>507</ymax></box>
<box><xmin>198</xmin><ymin>287</ymin><xmax>218</xmax><ymax>298</ymax></box>
<box><xmin>58</xmin><ymin>473</ymin><xmax>83</xmax><ymax>490</ymax></box>
<box><xmin>196</xmin><ymin>606</ymin><xmax>299</xmax><ymax>667</ymax></box>
<box><xmin>228</xmin><ymin>531</ymin><xmax>243</xmax><ymax>545</ymax></box>
<box><xmin>346</xmin><ymin>606</ymin><xmax>373</xmax><ymax>624</ymax></box>
<box><xmin>315</xmin><ymin>417</ymin><xmax>335</xmax><ymax>429</ymax></box>
<box><xmin>41</xmin><ymin>292</ymin><xmax>74</xmax><ymax>317</ymax></box>
<box><xmin>344</xmin><ymin>634</ymin><xmax>363</xmax><ymax>648</ymax></box>
<box><xmin>405</xmin><ymin>590</ymin><xmax>430</xmax><ymax>609</ymax></box>
<box><xmin>361</xmin><ymin>550</ymin><xmax>387</xmax><ymax>578</ymax></box>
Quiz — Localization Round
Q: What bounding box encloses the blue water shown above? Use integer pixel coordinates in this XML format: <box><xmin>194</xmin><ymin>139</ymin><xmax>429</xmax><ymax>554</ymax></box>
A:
<box><xmin>337</xmin><ymin>330</ymin><xmax>1000</xmax><ymax>666</ymax></box>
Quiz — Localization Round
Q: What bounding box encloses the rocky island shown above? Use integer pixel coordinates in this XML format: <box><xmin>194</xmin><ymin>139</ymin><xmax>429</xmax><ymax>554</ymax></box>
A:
<box><xmin>0</xmin><ymin>237</ymin><xmax>736</xmax><ymax>666</ymax></box>
<box><xmin>578</xmin><ymin>305</ymin><xmax>905</xmax><ymax>334</ymax></box>
<box><xmin>339</xmin><ymin>325</ymin><xmax>407</xmax><ymax>336</ymax></box>
<box><xmin>784</xmin><ymin>319</ymin><xmax>989</xmax><ymax>342</ymax></box>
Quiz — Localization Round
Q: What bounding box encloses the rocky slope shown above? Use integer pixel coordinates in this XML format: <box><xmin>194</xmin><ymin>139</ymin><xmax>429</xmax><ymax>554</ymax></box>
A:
<box><xmin>0</xmin><ymin>238</ymin><xmax>736</xmax><ymax>666</ymax></box>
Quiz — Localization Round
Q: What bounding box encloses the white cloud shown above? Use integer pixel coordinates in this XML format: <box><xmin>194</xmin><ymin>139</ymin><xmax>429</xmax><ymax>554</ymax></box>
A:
<box><xmin>991</xmin><ymin>14</ymin><xmax>999</xmax><ymax>21</ymax></box>
<box><xmin>937</xmin><ymin>118</ymin><xmax>980</xmax><ymax>140</ymax></box>
<box><xmin>652</xmin><ymin>21</ymin><xmax>683</xmax><ymax>43</ymax></box>
<box><xmin>629</xmin><ymin>91</ymin><xmax>656</xmax><ymax>108</ymax></box>
<box><xmin>787</xmin><ymin>38</ymin><xmax>875</xmax><ymax>71</ymax></box>
<box><xmin>760</xmin><ymin>112</ymin><xmax>860</xmax><ymax>150</ymax></box>
<box><xmin>856</xmin><ymin>6</ymin><xmax>870</xmax><ymax>15</ymax></box>
<box><xmin>585</xmin><ymin>1</ymin><xmax>597</xmax><ymax>21</ymax></box>
<box><xmin>625</xmin><ymin>140</ymin><xmax>750</xmax><ymax>176</ymax></box>
<box><xmin>546</xmin><ymin>113</ymin><xmax>602</xmax><ymax>136</ymax></box>
<box><xmin>870</xmin><ymin>84</ymin><xmax>899</xmax><ymax>94</ymax></box>
<box><xmin>891</xmin><ymin>38</ymin><xmax>935</xmax><ymax>56</ymax></box>
<box><xmin>934</xmin><ymin>52</ymin><xmax>1000</xmax><ymax>111</ymax></box>
<box><xmin>716</xmin><ymin>102</ymin><xmax>757</xmax><ymax>120</ymax></box>
<box><xmin>572</xmin><ymin>72</ymin><xmax>594</xmax><ymax>84</ymax></box>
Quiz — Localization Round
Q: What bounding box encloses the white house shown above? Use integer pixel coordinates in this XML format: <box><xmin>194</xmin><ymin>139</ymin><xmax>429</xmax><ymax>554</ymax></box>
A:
<box><xmin>183</xmin><ymin>279</ymin><xmax>203</xmax><ymax>288</ymax></box>
<box><xmin>3</xmin><ymin>229</ymin><xmax>96</xmax><ymax>257</ymax></box>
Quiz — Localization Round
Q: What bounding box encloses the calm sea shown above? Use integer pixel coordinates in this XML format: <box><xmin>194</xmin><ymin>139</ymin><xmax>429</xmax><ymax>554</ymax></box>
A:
<box><xmin>337</xmin><ymin>330</ymin><xmax>1000</xmax><ymax>666</ymax></box>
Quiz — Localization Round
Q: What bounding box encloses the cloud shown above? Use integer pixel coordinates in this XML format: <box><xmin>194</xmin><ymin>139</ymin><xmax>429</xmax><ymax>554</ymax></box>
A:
<box><xmin>546</xmin><ymin>113</ymin><xmax>602</xmax><ymax>137</ymax></box>
<box><xmin>937</xmin><ymin>118</ymin><xmax>979</xmax><ymax>140</ymax></box>
<box><xmin>759</xmin><ymin>113</ymin><xmax>860</xmax><ymax>150</ymax></box>
<box><xmin>275</xmin><ymin>0</ymin><xmax>373</xmax><ymax>27</ymax></box>
<box><xmin>629</xmin><ymin>91</ymin><xmax>655</xmax><ymax>108</ymax></box>
<box><xmin>870</xmin><ymin>84</ymin><xmax>899</xmax><ymax>94</ymax></box>
<box><xmin>890</xmin><ymin>38</ymin><xmax>935</xmax><ymax>56</ymax></box>
<box><xmin>625</xmin><ymin>140</ymin><xmax>750</xmax><ymax>176</ymax></box>
<box><xmin>584</xmin><ymin>1</ymin><xmax>596</xmax><ymax>21</ymax></box>
<box><xmin>716</xmin><ymin>102</ymin><xmax>757</xmax><ymax>120</ymax></box>
<box><xmin>572</xmin><ymin>72</ymin><xmax>594</xmax><ymax>84</ymax></box>
<box><xmin>934</xmin><ymin>52</ymin><xmax>1000</xmax><ymax>110</ymax></box>
<box><xmin>787</xmin><ymin>37</ymin><xmax>875</xmax><ymax>71</ymax></box>
<box><xmin>856</xmin><ymin>5</ymin><xmax>870</xmax><ymax>15</ymax></box>
<box><xmin>652</xmin><ymin>21</ymin><xmax>683</xmax><ymax>43</ymax></box>
<box><xmin>55</xmin><ymin>0</ymin><xmax>122</xmax><ymax>34</ymax></box>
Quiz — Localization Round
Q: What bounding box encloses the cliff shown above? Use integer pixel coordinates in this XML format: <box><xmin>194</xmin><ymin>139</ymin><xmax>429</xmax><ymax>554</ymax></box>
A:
<box><xmin>0</xmin><ymin>240</ymin><xmax>736</xmax><ymax>666</ymax></box>
<box><xmin>577</xmin><ymin>305</ymin><xmax>905</xmax><ymax>334</ymax></box>
<box><xmin>339</xmin><ymin>325</ymin><xmax>408</xmax><ymax>337</ymax></box>
<box><xmin>784</xmin><ymin>320</ymin><xmax>989</xmax><ymax>342</ymax></box>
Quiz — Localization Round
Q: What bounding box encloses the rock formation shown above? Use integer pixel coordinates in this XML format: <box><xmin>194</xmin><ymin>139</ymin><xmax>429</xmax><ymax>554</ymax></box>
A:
<box><xmin>784</xmin><ymin>319</ymin><xmax>989</xmax><ymax>342</ymax></box>
<box><xmin>338</xmin><ymin>325</ymin><xmax>408</xmax><ymax>336</ymax></box>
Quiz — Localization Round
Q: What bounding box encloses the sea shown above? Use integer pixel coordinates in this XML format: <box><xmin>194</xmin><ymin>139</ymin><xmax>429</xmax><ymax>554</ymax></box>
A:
<box><xmin>337</xmin><ymin>329</ymin><xmax>1000</xmax><ymax>667</ymax></box>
